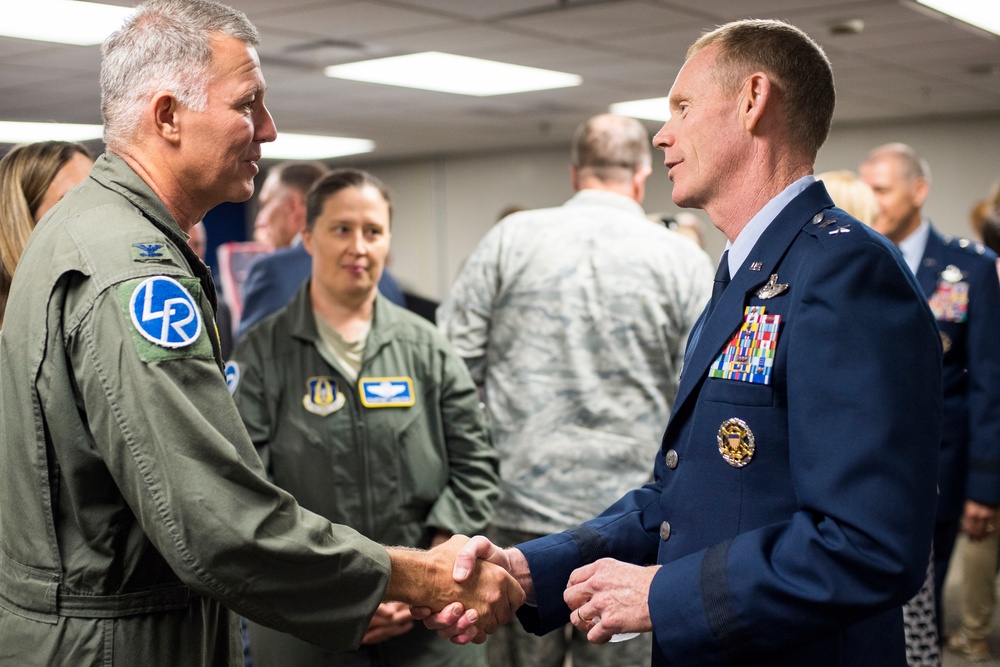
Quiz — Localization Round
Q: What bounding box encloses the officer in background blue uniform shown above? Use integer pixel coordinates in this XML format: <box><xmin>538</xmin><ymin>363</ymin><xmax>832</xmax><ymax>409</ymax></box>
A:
<box><xmin>861</xmin><ymin>143</ymin><xmax>1000</xmax><ymax>637</ymax></box>
<box><xmin>419</xmin><ymin>19</ymin><xmax>942</xmax><ymax>667</ymax></box>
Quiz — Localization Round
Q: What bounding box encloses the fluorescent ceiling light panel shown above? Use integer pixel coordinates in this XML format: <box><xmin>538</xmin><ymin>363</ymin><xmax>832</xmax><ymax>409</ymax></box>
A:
<box><xmin>609</xmin><ymin>97</ymin><xmax>671</xmax><ymax>122</ymax></box>
<box><xmin>1</xmin><ymin>1</ymin><xmax>133</xmax><ymax>46</ymax></box>
<box><xmin>325</xmin><ymin>51</ymin><xmax>582</xmax><ymax>96</ymax></box>
<box><xmin>263</xmin><ymin>133</ymin><xmax>374</xmax><ymax>160</ymax></box>
<box><xmin>0</xmin><ymin>121</ymin><xmax>104</xmax><ymax>144</ymax></box>
<box><xmin>914</xmin><ymin>0</ymin><xmax>1000</xmax><ymax>36</ymax></box>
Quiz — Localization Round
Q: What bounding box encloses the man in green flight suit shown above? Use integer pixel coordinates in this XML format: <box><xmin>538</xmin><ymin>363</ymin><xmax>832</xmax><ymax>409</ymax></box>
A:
<box><xmin>0</xmin><ymin>1</ymin><xmax>522</xmax><ymax>665</ymax></box>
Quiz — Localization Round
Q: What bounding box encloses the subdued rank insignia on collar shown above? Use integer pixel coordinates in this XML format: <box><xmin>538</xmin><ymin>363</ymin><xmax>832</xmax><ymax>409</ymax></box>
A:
<box><xmin>303</xmin><ymin>376</ymin><xmax>346</xmax><ymax>416</ymax></box>
<box><xmin>755</xmin><ymin>274</ymin><xmax>788</xmax><ymax>299</ymax></box>
<box><xmin>718</xmin><ymin>418</ymin><xmax>755</xmax><ymax>467</ymax></box>
<box><xmin>224</xmin><ymin>361</ymin><xmax>240</xmax><ymax>395</ymax></box>
<box><xmin>131</xmin><ymin>242</ymin><xmax>172</xmax><ymax>263</ymax></box>
<box><xmin>359</xmin><ymin>377</ymin><xmax>415</xmax><ymax>408</ymax></box>
<box><xmin>710</xmin><ymin>306</ymin><xmax>781</xmax><ymax>385</ymax></box>
<box><xmin>940</xmin><ymin>264</ymin><xmax>964</xmax><ymax>283</ymax></box>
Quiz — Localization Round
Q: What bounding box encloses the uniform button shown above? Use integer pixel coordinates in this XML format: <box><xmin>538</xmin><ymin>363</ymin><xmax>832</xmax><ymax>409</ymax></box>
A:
<box><xmin>659</xmin><ymin>521</ymin><xmax>671</xmax><ymax>541</ymax></box>
<box><xmin>665</xmin><ymin>449</ymin><xmax>678</xmax><ymax>469</ymax></box>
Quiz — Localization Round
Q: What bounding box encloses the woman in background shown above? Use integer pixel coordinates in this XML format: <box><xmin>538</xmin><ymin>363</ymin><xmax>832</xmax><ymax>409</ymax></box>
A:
<box><xmin>816</xmin><ymin>169</ymin><xmax>879</xmax><ymax>225</ymax></box>
<box><xmin>0</xmin><ymin>140</ymin><xmax>92</xmax><ymax>327</ymax></box>
<box><xmin>230</xmin><ymin>168</ymin><xmax>498</xmax><ymax>667</ymax></box>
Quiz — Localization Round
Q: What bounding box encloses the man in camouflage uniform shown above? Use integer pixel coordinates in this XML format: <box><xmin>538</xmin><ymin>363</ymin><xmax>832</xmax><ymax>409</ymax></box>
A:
<box><xmin>437</xmin><ymin>113</ymin><xmax>713</xmax><ymax>667</ymax></box>
<box><xmin>0</xmin><ymin>2</ymin><xmax>521</xmax><ymax>665</ymax></box>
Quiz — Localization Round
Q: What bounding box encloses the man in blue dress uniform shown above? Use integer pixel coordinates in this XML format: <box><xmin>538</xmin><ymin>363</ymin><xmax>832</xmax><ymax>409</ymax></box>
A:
<box><xmin>861</xmin><ymin>143</ymin><xmax>1000</xmax><ymax>652</ymax></box>
<box><xmin>420</xmin><ymin>19</ymin><xmax>943</xmax><ymax>667</ymax></box>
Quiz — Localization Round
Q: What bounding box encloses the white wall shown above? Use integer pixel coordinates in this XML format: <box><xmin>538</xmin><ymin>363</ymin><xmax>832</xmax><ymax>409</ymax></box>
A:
<box><xmin>362</xmin><ymin>114</ymin><xmax>1000</xmax><ymax>301</ymax></box>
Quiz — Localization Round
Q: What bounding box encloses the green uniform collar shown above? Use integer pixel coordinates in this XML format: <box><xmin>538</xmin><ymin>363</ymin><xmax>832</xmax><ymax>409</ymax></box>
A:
<box><xmin>286</xmin><ymin>282</ymin><xmax>400</xmax><ymax>361</ymax></box>
<box><xmin>90</xmin><ymin>152</ymin><xmax>218</xmax><ymax>312</ymax></box>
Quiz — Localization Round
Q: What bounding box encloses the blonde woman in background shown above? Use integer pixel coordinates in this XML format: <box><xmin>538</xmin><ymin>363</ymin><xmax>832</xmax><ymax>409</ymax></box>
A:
<box><xmin>816</xmin><ymin>169</ymin><xmax>879</xmax><ymax>225</ymax></box>
<box><xmin>0</xmin><ymin>141</ymin><xmax>92</xmax><ymax>327</ymax></box>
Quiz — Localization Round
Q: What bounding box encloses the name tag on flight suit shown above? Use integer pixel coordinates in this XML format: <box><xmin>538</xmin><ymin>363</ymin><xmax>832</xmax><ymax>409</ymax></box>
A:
<box><xmin>359</xmin><ymin>377</ymin><xmax>415</xmax><ymax>408</ymax></box>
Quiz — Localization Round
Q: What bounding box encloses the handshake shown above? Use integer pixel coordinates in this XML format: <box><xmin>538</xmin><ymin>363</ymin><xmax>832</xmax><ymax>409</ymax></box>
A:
<box><xmin>385</xmin><ymin>534</ymin><xmax>658</xmax><ymax>645</ymax></box>
<box><xmin>383</xmin><ymin>535</ymin><xmax>527</xmax><ymax>644</ymax></box>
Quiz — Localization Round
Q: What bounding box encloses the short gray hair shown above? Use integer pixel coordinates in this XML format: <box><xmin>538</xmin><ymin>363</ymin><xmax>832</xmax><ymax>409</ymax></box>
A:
<box><xmin>101</xmin><ymin>0</ymin><xmax>259</xmax><ymax>150</ymax></box>
<box><xmin>861</xmin><ymin>143</ymin><xmax>932</xmax><ymax>186</ymax></box>
<box><xmin>571</xmin><ymin>114</ymin><xmax>651</xmax><ymax>183</ymax></box>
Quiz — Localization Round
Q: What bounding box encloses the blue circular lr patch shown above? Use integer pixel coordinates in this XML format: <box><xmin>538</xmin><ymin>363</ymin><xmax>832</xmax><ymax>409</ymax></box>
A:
<box><xmin>129</xmin><ymin>276</ymin><xmax>203</xmax><ymax>349</ymax></box>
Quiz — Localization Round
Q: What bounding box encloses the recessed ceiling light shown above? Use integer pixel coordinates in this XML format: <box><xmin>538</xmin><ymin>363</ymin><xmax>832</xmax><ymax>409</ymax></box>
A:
<box><xmin>325</xmin><ymin>51</ymin><xmax>582</xmax><ymax>97</ymax></box>
<box><xmin>2</xmin><ymin>1</ymin><xmax>132</xmax><ymax>46</ymax></box>
<box><xmin>913</xmin><ymin>0</ymin><xmax>1000</xmax><ymax>37</ymax></box>
<box><xmin>263</xmin><ymin>133</ymin><xmax>374</xmax><ymax>160</ymax></box>
<box><xmin>609</xmin><ymin>97</ymin><xmax>671</xmax><ymax>122</ymax></box>
<box><xmin>0</xmin><ymin>121</ymin><xmax>104</xmax><ymax>144</ymax></box>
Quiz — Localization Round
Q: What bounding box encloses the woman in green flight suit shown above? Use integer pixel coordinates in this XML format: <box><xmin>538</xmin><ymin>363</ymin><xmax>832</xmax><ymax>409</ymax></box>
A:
<box><xmin>230</xmin><ymin>169</ymin><xmax>499</xmax><ymax>666</ymax></box>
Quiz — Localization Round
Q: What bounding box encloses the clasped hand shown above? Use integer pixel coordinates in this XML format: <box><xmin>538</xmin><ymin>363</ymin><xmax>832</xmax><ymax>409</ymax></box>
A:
<box><xmin>564</xmin><ymin>558</ymin><xmax>659</xmax><ymax>643</ymax></box>
<box><xmin>395</xmin><ymin>535</ymin><xmax>525</xmax><ymax>644</ymax></box>
<box><xmin>413</xmin><ymin>536</ymin><xmax>659</xmax><ymax>645</ymax></box>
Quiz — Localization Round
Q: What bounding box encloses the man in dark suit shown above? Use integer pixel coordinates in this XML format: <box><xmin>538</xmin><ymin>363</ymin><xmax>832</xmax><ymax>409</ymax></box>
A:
<box><xmin>861</xmin><ymin>143</ymin><xmax>1000</xmax><ymax>652</ymax></box>
<box><xmin>420</xmin><ymin>19</ymin><xmax>943</xmax><ymax>666</ymax></box>
<box><xmin>237</xmin><ymin>161</ymin><xmax>405</xmax><ymax>340</ymax></box>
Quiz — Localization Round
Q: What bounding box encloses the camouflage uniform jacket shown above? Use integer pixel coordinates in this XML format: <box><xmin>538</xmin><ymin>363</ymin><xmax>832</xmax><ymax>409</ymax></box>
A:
<box><xmin>438</xmin><ymin>189</ymin><xmax>714</xmax><ymax>535</ymax></box>
<box><xmin>0</xmin><ymin>153</ymin><xmax>390</xmax><ymax>666</ymax></box>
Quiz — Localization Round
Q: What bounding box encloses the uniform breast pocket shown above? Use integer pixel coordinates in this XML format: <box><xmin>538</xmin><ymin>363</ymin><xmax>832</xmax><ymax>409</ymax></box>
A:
<box><xmin>700</xmin><ymin>376</ymin><xmax>774</xmax><ymax>407</ymax></box>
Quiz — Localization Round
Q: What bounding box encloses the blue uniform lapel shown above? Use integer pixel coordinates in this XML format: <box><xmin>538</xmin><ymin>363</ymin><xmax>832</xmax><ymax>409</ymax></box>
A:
<box><xmin>672</xmin><ymin>183</ymin><xmax>836</xmax><ymax>417</ymax></box>
<box><xmin>915</xmin><ymin>227</ymin><xmax>944</xmax><ymax>298</ymax></box>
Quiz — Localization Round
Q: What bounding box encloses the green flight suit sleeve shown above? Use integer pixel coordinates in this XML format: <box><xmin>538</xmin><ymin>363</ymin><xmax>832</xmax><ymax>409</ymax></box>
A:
<box><xmin>64</xmin><ymin>277</ymin><xmax>389</xmax><ymax>652</ymax></box>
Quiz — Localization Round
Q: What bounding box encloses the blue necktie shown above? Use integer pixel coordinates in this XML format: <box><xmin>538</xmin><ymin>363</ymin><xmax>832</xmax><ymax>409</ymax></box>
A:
<box><xmin>710</xmin><ymin>250</ymin><xmax>731</xmax><ymax>312</ymax></box>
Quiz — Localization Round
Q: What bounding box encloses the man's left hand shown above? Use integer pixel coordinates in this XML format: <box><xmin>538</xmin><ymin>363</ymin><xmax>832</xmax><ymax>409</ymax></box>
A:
<box><xmin>963</xmin><ymin>500</ymin><xmax>999</xmax><ymax>541</ymax></box>
<box><xmin>564</xmin><ymin>558</ymin><xmax>660</xmax><ymax>644</ymax></box>
<box><xmin>362</xmin><ymin>602</ymin><xmax>414</xmax><ymax>645</ymax></box>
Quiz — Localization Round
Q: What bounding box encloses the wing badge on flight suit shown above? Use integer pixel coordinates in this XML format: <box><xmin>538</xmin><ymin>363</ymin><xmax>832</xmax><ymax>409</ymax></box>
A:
<box><xmin>359</xmin><ymin>377</ymin><xmax>415</xmax><ymax>408</ymax></box>
<box><xmin>718</xmin><ymin>418</ymin><xmax>755</xmax><ymax>468</ymax></box>
<box><xmin>303</xmin><ymin>376</ymin><xmax>346</xmax><ymax>416</ymax></box>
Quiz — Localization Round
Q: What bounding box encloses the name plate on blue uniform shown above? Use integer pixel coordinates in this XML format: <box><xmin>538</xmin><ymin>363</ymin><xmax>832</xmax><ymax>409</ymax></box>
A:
<box><xmin>359</xmin><ymin>377</ymin><xmax>415</xmax><ymax>408</ymax></box>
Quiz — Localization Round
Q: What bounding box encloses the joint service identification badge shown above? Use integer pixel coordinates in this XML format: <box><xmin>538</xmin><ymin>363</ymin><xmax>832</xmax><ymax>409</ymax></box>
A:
<box><xmin>718</xmin><ymin>418</ymin><xmax>755</xmax><ymax>467</ymax></box>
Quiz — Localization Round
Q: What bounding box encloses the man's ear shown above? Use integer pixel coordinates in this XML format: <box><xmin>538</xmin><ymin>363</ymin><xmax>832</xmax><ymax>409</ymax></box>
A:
<box><xmin>152</xmin><ymin>92</ymin><xmax>182</xmax><ymax>144</ymax></box>
<box><xmin>912</xmin><ymin>177</ymin><xmax>930</xmax><ymax>208</ymax></box>
<box><xmin>740</xmin><ymin>72</ymin><xmax>771</xmax><ymax>133</ymax></box>
<box><xmin>632</xmin><ymin>164</ymin><xmax>651</xmax><ymax>204</ymax></box>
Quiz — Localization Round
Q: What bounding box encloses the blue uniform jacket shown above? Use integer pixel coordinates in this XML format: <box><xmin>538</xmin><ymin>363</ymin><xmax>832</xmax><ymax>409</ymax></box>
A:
<box><xmin>917</xmin><ymin>227</ymin><xmax>1000</xmax><ymax>520</ymax></box>
<box><xmin>516</xmin><ymin>183</ymin><xmax>943</xmax><ymax>666</ymax></box>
